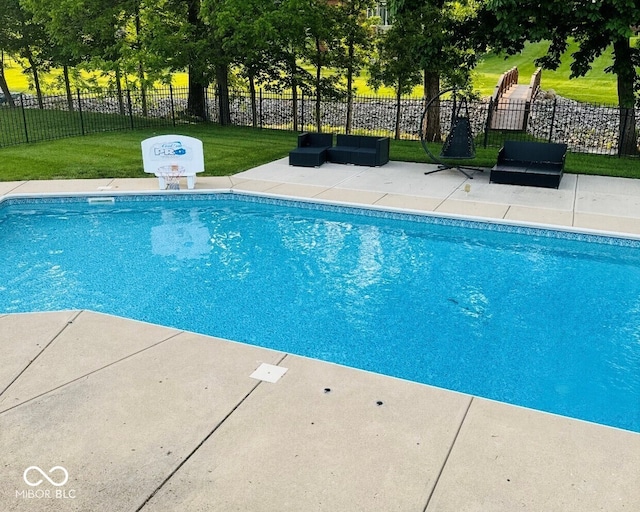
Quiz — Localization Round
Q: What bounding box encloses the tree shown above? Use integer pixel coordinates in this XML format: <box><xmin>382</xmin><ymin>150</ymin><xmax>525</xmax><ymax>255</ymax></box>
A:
<box><xmin>482</xmin><ymin>0</ymin><xmax>640</xmax><ymax>155</ymax></box>
<box><xmin>243</xmin><ymin>0</ymin><xmax>354</xmax><ymax>133</ymax></box>
<box><xmin>24</xmin><ymin>0</ymin><xmax>140</xmax><ymax>114</ymax></box>
<box><xmin>1</xmin><ymin>0</ymin><xmax>52</xmax><ymax>108</ymax></box>
<box><xmin>385</xmin><ymin>0</ymin><xmax>480</xmax><ymax>141</ymax></box>
<box><xmin>189</xmin><ymin>0</ymin><xmax>233</xmax><ymax>124</ymax></box>
<box><xmin>299</xmin><ymin>0</ymin><xmax>344</xmax><ymax>132</ymax></box>
<box><xmin>334</xmin><ymin>0</ymin><xmax>377</xmax><ymax>133</ymax></box>
<box><xmin>205</xmin><ymin>0</ymin><xmax>281</xmax><ymax>127</ymax></box>
<box><xmin>0</xmin><ymin>6</ymin><xmax>14</xmax><ymax>103</ymax></box>
<box><xmin>184</xmin><ymin>0</ymin><xmax>212</xmax><ymax>120</ymax></box>
<box><xmin>126</xmin><ymin>0</ymin><xmax>217</xmax><ymax>120</ymax></box>
<box><xmin>266</xmin><ymin>0</ymin><xmax>313</xmax><ymax>132</ymax></box>
<box><xmin>368</xmin><ymin>16</ymin><xmax>422</xmax><ymax>139</ymax></box>
<box><xmin>25</xmin><ymin>0</ymin><xmax>223</xmax><ymax>121</ymax></box>
<box><xmin>0</xmin><ymin>52</ymin><xmax>14</xmax><ymax>106</ymax></box>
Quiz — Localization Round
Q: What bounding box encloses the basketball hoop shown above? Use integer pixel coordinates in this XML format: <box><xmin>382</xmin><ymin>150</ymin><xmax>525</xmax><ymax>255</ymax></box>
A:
<box><xmin>142</xmin><ymin>135</ymin><xmax>205</xmax><ymax>190</ymax></box>
<box><xmin>157</xmin><ymin>164</ymin><xmax>185</xmax><ymax>190</ymax></box>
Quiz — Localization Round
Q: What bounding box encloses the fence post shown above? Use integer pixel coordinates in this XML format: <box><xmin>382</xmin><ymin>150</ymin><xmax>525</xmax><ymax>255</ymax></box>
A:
<box><xmin>206</xmin><ymin>86</ymin><xmax>212</xmax><ymax>123</ymax></box>
<box><xmin>19</xmin><ymin>94</ymin><xmax>29</xmax><ymax>143</ymax></box>
<box><xmin>126</xmin><ymin>90</ymin><xmax>134</xmax><ymax>129</ymax></box>
<box><xmin>169</xmin><ymin>84</ymin><xmax>176</xmax><ymax>127</ymax></box>
<box><xmin>76</xmin><ymin>90</ymin><xmax>85</xmax><ymax>136</ymax></box>
<box><xmin>301</xmin><ymin>91</ymin><xmax>304</xmax><ymax>131</ymax></box>
<box><xmin>618</xmin><ymin>107</ymin><xmax>631</xmax><ymax>158</ymax></box>
<box><xmin>483</xmin><ymin>97</ymin><xmax>493</xmax><ymax>148</ymax></box>
<box><xmin>258</xmin><ymin>87</ymin><xmax>262</xmax><ymax>128</ymax></box>
<box><xmin>548</xmin><ymin>97</ymin><xmax>557</xmax><ymax>143</ymax></box>
<box><xmin>523</xmin><ymin>100</ymin><xmax>531</xmax><ymax>130</ymax></box>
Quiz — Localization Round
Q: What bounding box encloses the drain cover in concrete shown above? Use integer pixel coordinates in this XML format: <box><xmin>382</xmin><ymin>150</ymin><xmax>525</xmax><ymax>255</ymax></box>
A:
<box><xmin>250</xmin><ymin>363</ymin><xmax>288</xmax><ymax>383</ymax></box>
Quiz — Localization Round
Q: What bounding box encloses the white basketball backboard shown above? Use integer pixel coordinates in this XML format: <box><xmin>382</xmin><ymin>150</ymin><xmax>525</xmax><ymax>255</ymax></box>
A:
<box><xmin>141</xmin><ymin>135</ymin><xmax>204</xmax><ymax>175</ymax></box>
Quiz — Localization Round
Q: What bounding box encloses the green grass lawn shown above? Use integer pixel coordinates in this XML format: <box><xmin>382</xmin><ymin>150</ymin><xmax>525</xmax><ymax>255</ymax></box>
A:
<box><xmin>475</xmin><ymin>41</ymin><xmax>619</xmax><ymax>104</ymax></box>
<box><xmin>0</xmin><ymin>125</ymin><xmax>297</xmax><ymax>181</ymax></box>
<box><xmin>1</xmin><ymin>125</ymin><xmax>639</xmax><ymax>182</ymax></box>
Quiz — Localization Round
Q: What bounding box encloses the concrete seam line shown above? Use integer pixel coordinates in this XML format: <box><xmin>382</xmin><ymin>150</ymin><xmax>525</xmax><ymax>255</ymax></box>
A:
<box><xmin>0</xmin><ymin>310</ymin><xmax>82</xmax><ymax>400</ymax></box>
<box><xmin>0</xmin><ymin>317</ymin><xmax>182</xmax><ymax>414</ymax></box>
<box><xmin>135</xmin><ymin>352</ymin><xmax>289</xmax><ymax>511</ymax></box>
<box><xmin>422</xmin><ymin>395</ymin><xmax>474</xmax><ymax>512</ymax></box>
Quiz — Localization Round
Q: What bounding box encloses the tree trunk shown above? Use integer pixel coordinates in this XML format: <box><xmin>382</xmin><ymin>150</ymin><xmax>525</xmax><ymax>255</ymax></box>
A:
<box><xmin>187</xmin><ymin>66</ymin><xmax>207</xmax><ymax>120</ymax></box>
<box><xmin>345</xmin><ymin>40</ymin><xmax>354</xmax><ymax>134</ymax></box>
<box><xmin>0</xmin><ymin>55</ymin><xmax>15</xmax><ymax>107</ymax></box>
<box><xmin>216</xmin><ymin>64</ymin><xmax>231</xmax><ymax>126</ymax></box>
<box><xmin>315</xmin><ymin>37</ymin><xmax>322</xmax><ymax>133</ymax></box>
<box><xmin>613</xmin><ymin>38</ymin><xmax>637</xmax><ymax>156</ymax></box>
<box><xmin>394</xmin><ymin>83</ymin><xmax>402</xmax><ymax>140</ymax></box>
<box><xmin>186</xmin><ymin>0</ymin><xmax>208</xmax><ymax>120</ymax></box>
<box><xmin>138</xmin><ymin>61</ymin><xmax>148</xmax><ymax>117</ymax></box>
<box><xmin>423</xmin><ymin>70</ymin><xmax>441</xmax><ymax>142</ymax></box>
<box><xmin>115</xmin><ymin>67</ymin><xmax>126</xmax><ymax>116</ymax></box>
<box><xmin>289</xmin><ymin>55</ymin><xmax>299</xmax><ymax>132</ymax></box>
<box><xmin>63</xmin><ymin>65</ymin><xmax>74</xmax><ymax>112</ymax></box>
<box><xmin>249</xmin><ymin>74</ymin><xmax>257</xmax><ymax>128</ymax></box>
<box><xmin>135</xmin><ymin>8</ymin><xmax>148</xmax><ymax>117</ymax></box>
<box><xmin>27</xmin><ymin>55</ymin><xmax>44</xmax><ymax>109</ymax></box>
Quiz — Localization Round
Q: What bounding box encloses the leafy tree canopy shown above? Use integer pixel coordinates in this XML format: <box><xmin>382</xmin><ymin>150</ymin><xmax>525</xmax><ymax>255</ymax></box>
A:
<box><xmin>482</xmin><ymin>0</ymin><xmax>640</xmax><ymax>153</ymax></box>
<box><xmin>483</xmin><ymin>0</ymin><xmax>640</xmax><ymax>104</ymax></box>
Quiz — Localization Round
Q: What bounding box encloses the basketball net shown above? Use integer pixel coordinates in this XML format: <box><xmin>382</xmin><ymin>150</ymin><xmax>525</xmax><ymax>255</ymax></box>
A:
<box><xmin>158</xmin><ymin>164</ymin><xmax>184</xmax><ymax>190</ymax></box>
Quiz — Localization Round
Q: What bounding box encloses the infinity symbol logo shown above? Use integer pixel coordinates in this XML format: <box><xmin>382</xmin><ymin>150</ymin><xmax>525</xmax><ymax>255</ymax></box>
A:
<box><xmin>23</xmin><ymin>466</ymin><xmax>69</xmax><ymax>487</ymax></box>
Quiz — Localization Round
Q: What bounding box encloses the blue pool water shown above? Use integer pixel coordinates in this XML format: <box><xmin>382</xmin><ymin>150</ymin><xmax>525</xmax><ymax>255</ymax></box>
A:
<box><xmin>1</xmin><ymin>193</ymin><xmax>639</xmax><ymax>432</ymax></box>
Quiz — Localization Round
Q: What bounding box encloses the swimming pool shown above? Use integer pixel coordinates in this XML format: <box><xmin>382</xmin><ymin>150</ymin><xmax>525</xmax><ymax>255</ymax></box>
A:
<box><xmin>1</xmin><ymin>192</ymin><xmax>639</xmax><ymax>432</ymax></box>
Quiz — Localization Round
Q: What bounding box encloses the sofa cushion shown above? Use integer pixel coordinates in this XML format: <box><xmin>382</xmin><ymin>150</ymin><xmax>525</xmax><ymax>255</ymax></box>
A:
<box><xmin>300</xmin><ymin>132</ymin><xmax>333</xmax><ymax>148</ymax></box>
<box><xmin>289</xmin><ymin>146</ymin><xmax>328</xmax><ymax>167</ymax></box>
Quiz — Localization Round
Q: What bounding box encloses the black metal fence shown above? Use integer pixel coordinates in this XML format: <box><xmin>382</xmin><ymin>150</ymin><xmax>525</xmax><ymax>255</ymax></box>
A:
<box><xmin>0</xmin><ymin>88</ymin><xmax>177</xmax><ymax>147</ymax></box>
<box><xmin>482</xmin><ymin>96</ymin><xmax>631</xmax><ymax>156</ymax></box>
<box><xmin>1</xmin><ymin>86</ymin><xmax>637</xmax><ymax>156</ymax></box>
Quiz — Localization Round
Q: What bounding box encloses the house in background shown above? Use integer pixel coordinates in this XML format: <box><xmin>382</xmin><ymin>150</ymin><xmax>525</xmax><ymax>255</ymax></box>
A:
<box><xmin>367</xmin><ymin>1</ymin><xmax>392</xmax><ymax>30</ymax></box>
<box><xmin>326</xmin><ymin>0</ymin><xmax>392</xmax><ymax>31</ymax></box>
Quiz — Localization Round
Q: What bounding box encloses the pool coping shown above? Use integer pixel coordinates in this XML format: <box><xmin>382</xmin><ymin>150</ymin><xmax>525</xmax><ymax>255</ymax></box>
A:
<box><xmin>1</xmin><ymin>161</ymin><xmax>640</xmax><ymax>511</ymax></box>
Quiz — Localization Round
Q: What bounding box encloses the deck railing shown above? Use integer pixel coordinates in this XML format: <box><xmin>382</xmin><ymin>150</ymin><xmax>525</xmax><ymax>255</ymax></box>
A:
<box><xmin>528</xmin><ymin>68</ymin><xmax>542</xmax><ymax>99</ymax></box>
<box><xmin>491</xmin><ymin>67</ymin><xmax>519</xmax><ymax>103</ymax></box>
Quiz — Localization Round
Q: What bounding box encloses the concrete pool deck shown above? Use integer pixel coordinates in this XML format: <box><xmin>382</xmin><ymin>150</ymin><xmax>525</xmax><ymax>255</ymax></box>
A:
<box><xmin>1</xmin><ymin>159</ymin><xmax>639</xmax><ymax>511</ymax></box>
